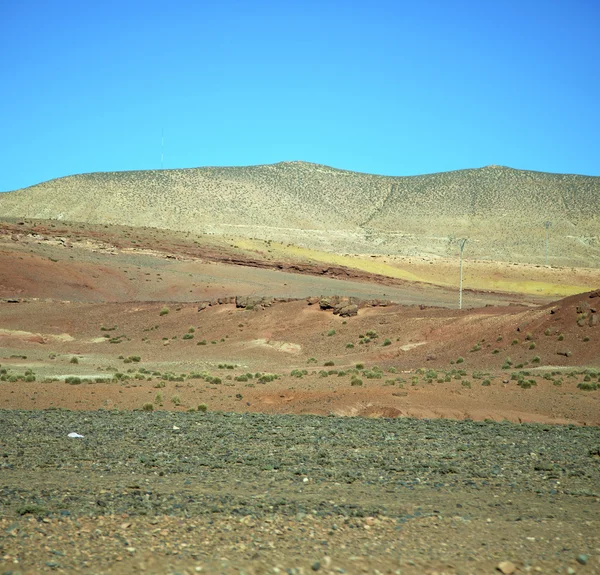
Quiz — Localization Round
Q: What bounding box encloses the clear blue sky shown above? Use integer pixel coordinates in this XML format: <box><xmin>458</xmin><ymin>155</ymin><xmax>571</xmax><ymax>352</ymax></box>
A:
<box><xmin>2</xmin><ymin>0</ymin><xmax>599</xmax><ymax>191</ymax></box>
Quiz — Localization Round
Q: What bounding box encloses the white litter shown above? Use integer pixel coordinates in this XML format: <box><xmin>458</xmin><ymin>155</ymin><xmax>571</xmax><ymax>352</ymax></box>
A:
<box><xmin>173</xmin><ymin>425</ymin><xmax>180</xmax><ymax>430</ymax></box>
<box><xmin>68</xmin><ymin>432</ymin><xmax>84</xmax><ymax>438</ymax></box>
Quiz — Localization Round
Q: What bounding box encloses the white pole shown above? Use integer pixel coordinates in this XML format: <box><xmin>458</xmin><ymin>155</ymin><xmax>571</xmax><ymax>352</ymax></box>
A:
<box><xmin>458</xmin><ymin>238</ymin><xmax>467</xmax><ymax>310</ymax></box>
<box><xmin>544</xmin><ymin>221</ymin><xmax>551</xmax><ymax>265</ymax></box>
<box><xmin>161</xmin><ymin>128</ymin><xmax>164</xmax><ymax>169</ymax></box>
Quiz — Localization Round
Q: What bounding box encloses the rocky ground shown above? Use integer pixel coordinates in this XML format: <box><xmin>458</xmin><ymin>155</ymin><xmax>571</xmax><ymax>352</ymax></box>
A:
<box><xmin>1</xmin><ymin>409</ymin><xmax>599</xmax><ymax>575</ymax></box>
<box><xmin>1</xmin><ymin>218</ymin><xmax>599</xmax><ymax>574</ymax></box>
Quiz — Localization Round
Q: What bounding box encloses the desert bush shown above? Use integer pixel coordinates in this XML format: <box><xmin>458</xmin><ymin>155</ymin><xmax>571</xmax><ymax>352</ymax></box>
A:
<box><xmin>142</xmin><ymin>403</ymin><xmax>154</xmax><ymax>412</ymax></box>
<box><xmin>346</xmin><ymin>343</ymin><xmax>354</xmax><ymax>349</ymax></box>
<box><xmin>160</xmin><ymin>306</ymin><xmax>169</xmax><ymax>316</ymax></box>
<box><xmin>70</xmin><ymin>357</ymin><xmax>79</xmax><ymax>364</ymax></box>
<box><xmin>197</xmin><ymin>404</ymin><xmax>208</xmax><ymax>412</ymax></box>
<box><xmin>327</xmin><ymin>329</ymin><xmax>336</xmax><ymax>336</ymax></box>
<box><xmin>383</xmin><ymin>339</ymin><xmax>392</xmax><ymax>346</ymax></box>
<box><xmin>171</xmin><ymin>395</ymin><xmax>181</xmax><ymax>406</ymax></box>
<box><xmin>182</xmin><ymin>333</ymin><xmax>194</xmax><ymax>340</ymax></box>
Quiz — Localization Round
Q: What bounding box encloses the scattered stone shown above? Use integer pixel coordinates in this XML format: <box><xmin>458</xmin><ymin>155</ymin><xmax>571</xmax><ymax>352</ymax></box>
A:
<box><xmin>496</xmin><ymin>561</ymin><xmax>516</xmax><ymax>574</ymax></box>
<box><xmin>576</xmin><ymin>554</ymin><xmax>588</xmax><ymax>565</ymax></box>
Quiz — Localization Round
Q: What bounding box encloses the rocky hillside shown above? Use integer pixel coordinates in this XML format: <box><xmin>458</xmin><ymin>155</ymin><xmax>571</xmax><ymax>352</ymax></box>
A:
<box><xmin>1</xmin><ymin>162</ymin><xmax>599</xmax><ymax>265</ymax></box>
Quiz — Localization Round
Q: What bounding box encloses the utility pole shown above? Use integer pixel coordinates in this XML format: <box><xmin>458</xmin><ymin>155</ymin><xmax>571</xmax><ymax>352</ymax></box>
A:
<box><xmin>458</xmin><ymin>238</ymin><xmax>467</xmax><ymax>310</ymax></box>
<box><xmin>544</xmin><ymin>221</ymin><xmax>552</xmax><ymax>265</ymax></box>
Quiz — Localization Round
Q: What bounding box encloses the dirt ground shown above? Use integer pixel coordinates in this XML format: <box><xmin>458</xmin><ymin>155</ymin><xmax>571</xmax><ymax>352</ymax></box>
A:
<box><xmin>0</xmin><ymin>218</ymin><xmax>599</xmax><ymax>574</ymax></box>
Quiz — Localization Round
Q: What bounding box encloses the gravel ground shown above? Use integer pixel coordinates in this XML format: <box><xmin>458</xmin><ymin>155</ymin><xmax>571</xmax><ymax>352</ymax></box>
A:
<box><xmin>1</xmin><ymin>410</ymin><xmax>599</xmax><ymax>574</ymax></box>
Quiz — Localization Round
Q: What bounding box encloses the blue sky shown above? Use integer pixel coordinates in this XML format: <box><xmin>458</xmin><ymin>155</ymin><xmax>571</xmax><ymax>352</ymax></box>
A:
<box><xmin>1</xmin><ymin>0</ymin><xmax>599</xmax><ymax>191</ymax></box>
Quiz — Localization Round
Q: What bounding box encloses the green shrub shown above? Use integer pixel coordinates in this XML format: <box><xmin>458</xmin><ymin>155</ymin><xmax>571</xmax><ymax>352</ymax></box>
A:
<box><xmin>346</xmin><ymin>343</ymin><xmax>354</xmax><ymax>349</ymax></box>
<box><xmin>327</xmin><ymin>329</ymin><xmax>336</xmax><ymax>336</ymax></box>
<box><xmin>198</xmin><ymin>404</ymin><xmax>208</xmax><ymax>412</ymax></box>
<box><xmin>182</xmin><ymin>333</ymin><xmax>194</xmax><ymax>340</ymax></box>
<box><xmin>482</xmin><ymin>379</ymin><xmax>491</xmax><ymax>386</ymax></box>
<box><xmin>160</xmin><ymin>306</ymin><xmax>169</xmax><ymax>316</ymax></box>
<box><xmin>383</xmin><ymin>339</ymin><xmax>392</xmax><ymax>346</ymax></box>
<box><xmin>456</xmin><ymin>357</ymin><xmax>464</xmax><ymax>364</ymax></box>
<box><xmin>557</xmin><ymin>334</ymin><xmax>564</xmax><ymax>341</ymax></box>
<box><xmin>171</xmin><ymin>395</ymin><xmax>181</xmax><ymax>406</ymax></box>
<box><xmin>356</xmin><ymin>363</ymin><xmax>364</xmax><ymax>370</ymax></box>
<box><xmin>529</xmin><ymin>342</ymin><xmax>536</xmax><ymax>350</ymax></box>
<box><xmin>577</xmin><ymin>382</ymin><xmax>598</xmax><ymax>391</ymax></box>
<box><xmin>142</xmin><ymin>403</ymin><xmax>154</xmax><ymax>412</ymax></box>
<box><xmin>350</xmin><ymin>377</ymin><xmax>363</xmax><ymax>386</ymax></box>
<box><xmin>70</xmin><ymin>357</ymin><xmax>79</xmax><ymax>364</ymax></box>
<box><xmin>324</xmin><ymin>361</ymin><xmax>335</xmax><ymax>366</ymax></box>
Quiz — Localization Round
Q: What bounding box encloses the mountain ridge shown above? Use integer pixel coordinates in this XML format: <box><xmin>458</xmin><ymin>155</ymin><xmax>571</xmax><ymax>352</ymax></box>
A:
<box><xmin>1</xmin><ymin>162</ymin><xmax>598</xmax><ymax>266</ymax></box>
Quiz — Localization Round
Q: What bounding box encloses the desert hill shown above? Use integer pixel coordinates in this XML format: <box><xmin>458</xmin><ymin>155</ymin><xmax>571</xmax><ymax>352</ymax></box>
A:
<box><xmin>1</xmin><ymin>162</ymin><xmax>599</xmax><ymax>265</ymax></box>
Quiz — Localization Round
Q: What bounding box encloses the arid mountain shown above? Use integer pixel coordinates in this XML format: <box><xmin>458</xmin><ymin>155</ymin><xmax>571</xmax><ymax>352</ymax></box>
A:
<box><xmin>1</xmin><ymin>162</ymin><xmax>599</xmax><ymax>265</ymax></box>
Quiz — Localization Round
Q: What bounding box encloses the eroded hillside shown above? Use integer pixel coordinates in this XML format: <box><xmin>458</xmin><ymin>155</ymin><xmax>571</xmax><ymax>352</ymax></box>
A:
<box><xmin>1</xmin><ymin>162</ymin><xmax>599</xmax><ymax>265</ymax></box>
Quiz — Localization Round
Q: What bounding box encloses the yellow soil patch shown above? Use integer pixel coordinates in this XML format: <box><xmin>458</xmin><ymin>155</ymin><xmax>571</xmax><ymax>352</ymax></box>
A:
<box><xmin>233</xmin><ymin>239</ymin><xmax>422</xmax><ymax>282</ymax></box>
<box><xmin>232</xmin><ymin>239</ymin><xmax>596</xmax><ymax>297</ymax></box>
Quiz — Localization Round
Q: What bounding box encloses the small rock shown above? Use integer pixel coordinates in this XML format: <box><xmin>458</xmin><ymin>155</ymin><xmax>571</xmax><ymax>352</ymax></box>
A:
<box><xmin>311</xmin><ymin>561</ymin><xmax>321</xmax><ymax>571</ymax></box>
<box><xmin>576</xmin><ymin>554</ymin><xmax>588</xmax><ymax>565</ymax></box>
<box><xmin>497</xmin><ymin>561</ymin><xmax>516</xmax><ymax>574</ymax></box>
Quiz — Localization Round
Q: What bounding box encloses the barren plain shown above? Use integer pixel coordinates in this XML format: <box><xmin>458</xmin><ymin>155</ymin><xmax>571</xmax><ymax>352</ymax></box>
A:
<box><xmin>0</xmin><ymin>161</ymin><xmax>599</xmax><ymax>575</ymax></box>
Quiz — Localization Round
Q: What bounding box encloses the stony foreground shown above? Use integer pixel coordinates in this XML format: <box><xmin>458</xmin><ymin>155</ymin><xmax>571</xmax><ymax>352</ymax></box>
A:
<box><xmin>0</xmin><ymin>410</ymin><xmax>599</xmax><ymax>574</ymax></box>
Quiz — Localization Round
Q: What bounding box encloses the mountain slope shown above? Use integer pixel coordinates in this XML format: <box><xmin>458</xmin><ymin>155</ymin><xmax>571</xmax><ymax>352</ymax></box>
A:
<box><xmin>1</xmin><ymin>162</ymin><xmax>598</xmax><ymax>265</ymax></box>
